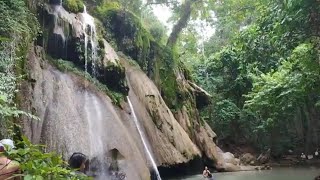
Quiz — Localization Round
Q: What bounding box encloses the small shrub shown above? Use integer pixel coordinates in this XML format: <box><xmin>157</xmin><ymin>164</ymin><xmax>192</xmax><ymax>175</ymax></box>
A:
<box><xmin>5</xmin><ymin>136</ymin><xmax>91</xmax><ymax>180</ymax></box>
<box><xmin>63</xmin><ymin>0</ymin><xmax>84</xmax><ymax>13</ymax></box>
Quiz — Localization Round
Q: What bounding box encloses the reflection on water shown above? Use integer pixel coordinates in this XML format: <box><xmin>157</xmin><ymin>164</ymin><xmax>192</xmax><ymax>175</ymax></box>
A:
<box><xmin>167</xmin><ymin>167</ymin><xmax>320</xmax><ymax>180</ymax></box>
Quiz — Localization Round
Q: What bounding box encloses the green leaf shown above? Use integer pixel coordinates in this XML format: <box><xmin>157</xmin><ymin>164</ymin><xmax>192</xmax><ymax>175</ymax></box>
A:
<box><xmin>24</xmin><ymin>175</ymin><xmax>33</xmax><ymax>180</ymax></box>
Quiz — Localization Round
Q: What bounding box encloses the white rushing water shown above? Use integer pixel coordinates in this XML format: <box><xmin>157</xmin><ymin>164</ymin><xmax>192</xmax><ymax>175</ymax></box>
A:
<box><xmin>82</xmin><ymin>5</ymin><xmax>108</xmax><ymax>179</ymax></box>
<box><xmin>127</xmin><ymin>97</ymin><xmax>162</xmax><ymax>180</ymax></box>
<box><xmin>82</xmin><ymin>5</ymin><xmax>98</xmax><ymax>77</ymax></box>
<box><xmin>84</xmin><ymin>92</ymin><xmax>109</xmax><ymax>179</ymax></box>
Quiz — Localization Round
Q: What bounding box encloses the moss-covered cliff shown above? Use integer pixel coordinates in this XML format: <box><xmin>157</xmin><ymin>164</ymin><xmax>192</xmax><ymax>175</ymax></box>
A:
<box><xmin>17</xmin><ymin>1</ymin><xmax>244</xmax><ymax>178</ymax></box>
<box><xmin>92</xmin><ymin>5</ymin><xmax>239</xmax><ymax>172</ymax></box>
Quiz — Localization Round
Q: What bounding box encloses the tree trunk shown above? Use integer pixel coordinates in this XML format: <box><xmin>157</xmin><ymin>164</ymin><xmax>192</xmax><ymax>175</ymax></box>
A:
<box><xmin>167</xmin><ymin>0</ymin><xmax>193</xmax><ymax>47</ymax></box>
<box><xmin>303</xmin><ymin>100</ymin><xmax>313</xmax><ymax>154</ymax></box>
<box><xmin>305</xmin><ymin>96</ymin><xmax>320</xmax><ymax>153</ymax></box>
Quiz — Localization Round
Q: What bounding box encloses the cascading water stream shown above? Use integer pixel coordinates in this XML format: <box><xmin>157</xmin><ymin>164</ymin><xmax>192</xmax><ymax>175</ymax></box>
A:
<box><xmin>82</xmin><ymin>5</ymin><xmax>98</xmax><ymax>77</ymax></box>
<box><xmin>84</xmin><ymin>92</ymin><xmax>109</xmax><ymax>179</ymax></box>
<box><xmin>81</xmin><ymin>5</ymin><xmax>108</xmax><ymax>179</ymax></box>
<box><xmin>127</xmin><ymin>97</ymin><xmax>162</xmax><ymax>180</ymax></box>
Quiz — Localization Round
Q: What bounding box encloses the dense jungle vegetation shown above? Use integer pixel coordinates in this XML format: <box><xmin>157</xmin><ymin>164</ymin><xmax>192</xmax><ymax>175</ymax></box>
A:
<box><xmin>0</xmin><ymin>0</ymin><xmax>320</xmax><ymax>178</ymax></box>
<box><xmin>96</xmin><ymin>0</ymin><xmax>320</xmax><ymax>157</ymax></box>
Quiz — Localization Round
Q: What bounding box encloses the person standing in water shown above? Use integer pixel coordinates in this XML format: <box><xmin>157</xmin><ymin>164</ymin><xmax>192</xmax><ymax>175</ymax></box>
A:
<box><xmin>202</xmin><ymin>166</ymin><xmax>213</xmax><ymax>179</ymax></box>
<box><xmin>0</xmin><ymin>139</ymin><xmax>20</xmax><ymax>180</ymax></box>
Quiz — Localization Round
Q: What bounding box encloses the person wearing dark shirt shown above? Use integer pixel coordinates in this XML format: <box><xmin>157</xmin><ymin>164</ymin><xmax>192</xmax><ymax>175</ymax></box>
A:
<box><xmin>68</xmin><ymin>152</ymin><xmax>88</xmax><ymax>175</ymax></box>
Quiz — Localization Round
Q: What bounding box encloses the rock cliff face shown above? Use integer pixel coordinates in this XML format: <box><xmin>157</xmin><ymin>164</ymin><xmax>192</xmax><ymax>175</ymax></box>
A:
<box><xmin>21</xmin><ymin>46</ymin><xmax>150</xmax><ymax>180</ymax></box>
<box><xmin>123</xmin><ymin>59</ymin><xmax>201</xmax><ymax>165</ymax></box>
<box><xmin>20</xmin><ymin>1</ymin><xmax>242</xmax><ymax>179</ymax></box>
<box><xmin>38</xmin><ymin>3</ymin><xmax>127</xmax><ymax>94</ymax></box>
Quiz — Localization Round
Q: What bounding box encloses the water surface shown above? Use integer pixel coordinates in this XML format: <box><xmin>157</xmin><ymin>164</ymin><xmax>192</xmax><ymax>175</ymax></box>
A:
<box><xmin>167</xmin><ymin>167</ymin><xmax>320</xmax><ymax>180</ymax></box>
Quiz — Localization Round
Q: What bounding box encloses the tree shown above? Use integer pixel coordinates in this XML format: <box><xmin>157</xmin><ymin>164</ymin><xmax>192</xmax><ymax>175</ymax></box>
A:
<box><xmin>166</xmin><ymin>0</ymin><xmax>193</xmax><ymax>46</ymax></box>
<box><xmin>146</xmin><ymin>0</ymin><xmax>216</xmax><ymax>47</ymax></box>
<box><xmin>204</xmin><ymin>0</ymin><xmax>265</xmax><ymax>55</ymax></box>
<box><xmin>189</xmin><ymin>0</ymin><xmax>320</xmax><ymax>155</ymax></box>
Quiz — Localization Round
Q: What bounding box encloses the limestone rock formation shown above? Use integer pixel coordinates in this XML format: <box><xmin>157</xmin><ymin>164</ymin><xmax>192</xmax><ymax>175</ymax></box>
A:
<box><xmin>20</xmin><ymin>2</ymin><xmax>245</xmax><ymax>179</ymax></box>
<box><xmin>122</xmin><ymin>59</ymin><xmax>201</xmax><ymax>166</ymax></box>
<box><xmin>122</xmin><ymin>56</ymin><xmax>242</xmax><ymax>172</ymax></box>
<box><xmin>21</xmin><ymin>46</ymin><xmax>149</xmax><ymax>180</ymax></box>
<box><xmin>95</xmin><ymin>40</ymin><xmax>128</xmax><ymax>94</ymax></box>
<box><xmin>38</xmin><ymin>2</ymin><xmax>127</xmax><ymax>93</ymax></box>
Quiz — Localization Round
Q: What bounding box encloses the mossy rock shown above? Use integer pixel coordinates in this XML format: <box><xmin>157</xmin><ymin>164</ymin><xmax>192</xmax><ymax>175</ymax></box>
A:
<box><xmin>96</xmin><ymin>8</ymin><xmax>151</xmax><ymax>71</ymax></box>
<box><xmin>94</xmin><ymin>5</ymin><xmax>197</xmax><ymax>110</ymax></box>
<box><xmin>96</xmin><ymin>62</ymin><xmax>128</xmax><ymax>95</ymax></box>
<box><xmin>62</xmin><ymin>0</ymin><xmax>84</xmax><ymax>13</ymax></box>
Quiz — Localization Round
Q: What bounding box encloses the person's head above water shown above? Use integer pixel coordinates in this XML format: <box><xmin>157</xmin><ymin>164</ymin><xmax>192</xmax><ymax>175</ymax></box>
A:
<box><xmin>205</xmin><ymin>166</ymin><xmax>208</xmax><ymax>170</ymax></box>
<box><xmin>0</xmin><ymin>139</ymin><xmax>15</xmax><ymax>152</ymax></box>
<box><xmin>69</xmin><ymin>152</ymin><xmax>87</xmax><ymax>172</ymax></box>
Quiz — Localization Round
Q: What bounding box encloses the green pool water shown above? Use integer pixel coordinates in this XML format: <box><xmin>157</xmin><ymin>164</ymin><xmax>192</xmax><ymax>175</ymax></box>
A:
<box><xmin>166</xmin><ymin>167</ymin><xmax>320</xmax><ymax>180</ymax></box>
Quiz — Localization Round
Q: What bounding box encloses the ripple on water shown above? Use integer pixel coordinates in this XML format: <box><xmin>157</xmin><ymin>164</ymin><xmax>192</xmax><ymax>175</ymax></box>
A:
<box><xmin>167</xmin><ymin>167</ymin><xmax>320</xmax><ymax>180</ymax></box>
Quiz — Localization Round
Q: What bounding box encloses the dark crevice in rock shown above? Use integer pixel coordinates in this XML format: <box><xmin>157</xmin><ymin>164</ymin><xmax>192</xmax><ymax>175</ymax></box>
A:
<box><xmin>48</xmin><ymin>0</ymin><xmax>61</xmax><ymax>5</ymax></box>
<box><xmin>157</xmin><ymin>156</ymin><xmax>204</xmax><ymax>179</ymax></box>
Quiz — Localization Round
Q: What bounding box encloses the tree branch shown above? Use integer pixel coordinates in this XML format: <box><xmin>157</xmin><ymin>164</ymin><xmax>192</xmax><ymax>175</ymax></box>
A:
<box><xmin>166</xmin><ymin>0</ymin><xmax>193</xmax><ymax>47</ymax></box>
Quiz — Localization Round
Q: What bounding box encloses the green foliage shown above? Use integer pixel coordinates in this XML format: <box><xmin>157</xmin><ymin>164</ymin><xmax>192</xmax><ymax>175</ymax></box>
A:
<box><xmin>141</xmin><ymin>8</ymin><xmax>167</xmax><ymax>44</ymax></box>
<box><xmin>204</xmin><ymin>0</ymin><xmax>264</xmax><ymax>55</ymax></box>
<box><xmin>190</xmin><ymin>0</ymin><xmax>320</xmax><ymax>155</ymax></box>
<box><xmin>244</xmin><ymin>42</ymin><xmax>320</xmax><ymax>153</ymax></box>
<box><xmin>95</xmin><ymin>6</ymin><xmax>152</xmax><ymax>70</ymax></box>
<box><xmin>4</xmin><ymin>136</ymin><xmax>90</xmax><ymax>180</ymax></box>
<box><xmin>211</xmin><ymin>99</ymin><xmax>240</xmax><ymax>139</ymax></box>
<box><xmin>95</xmin><ymin>0</ymin><xmax>142</xmax><ymax>15</ymax></box>
<box><xmin>62</xmin><ymin>0</ymin><xmax>84</xmax><ymax>13</ymax></box>
<box><xmin>96</xmin><ymin>1</ymin><xmax>121</xmax><ymax>15</ymax></box>
<box><xmin>0</xmin><ymin>0</ymin><xmax>39</xmax><ymax>43</ymax></box>
<box><xmin>0</xmin><ymin>48</ymin><xmax>38</xmax><ymax>138</ymax></box>
<box><xmin>156</xmin><ymin>46</ymin><xmax>179</xmax><ymax>108</ymax></box>
<box><xmin>95</xmin><ymin>0</ymin><xmax>206</xmax><ymax>110</ymax></box>
<box><xmin>0</xmin><ymin>0</ymin><xmax>39</xmax><ymax>138</ymax></box>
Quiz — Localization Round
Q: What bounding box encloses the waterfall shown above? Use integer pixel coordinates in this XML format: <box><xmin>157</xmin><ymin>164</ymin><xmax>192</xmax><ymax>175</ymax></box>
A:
<box><xmin>82</xmin><ymin>5</ymin><xmax>98</xmax><ymax>77</ymax></box>
<box><xmin>84</xmin><ymin>92</ymin><xmax>109</xmax><ymax>179</ymax></box>
<box><xmin>127</xmin><ymin>97</ymin><xmax>162</xmax><ymax>180</ymax></box>
<box><xmin>82</xmin><ymin>5</ymin><xmax>108</xmax><ymax>179</ymax></box>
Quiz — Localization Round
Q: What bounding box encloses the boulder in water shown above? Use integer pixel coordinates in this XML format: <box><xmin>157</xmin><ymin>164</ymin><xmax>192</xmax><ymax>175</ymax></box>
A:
<box><xmin>240</xmin><ymin>153</ymin><xmax>255</xmax><ymax>165</ymax></box>
<box><xmin>222</xmin><ymin>152</ymin><xmax>239</xmax><ymax>165</ymax></box>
